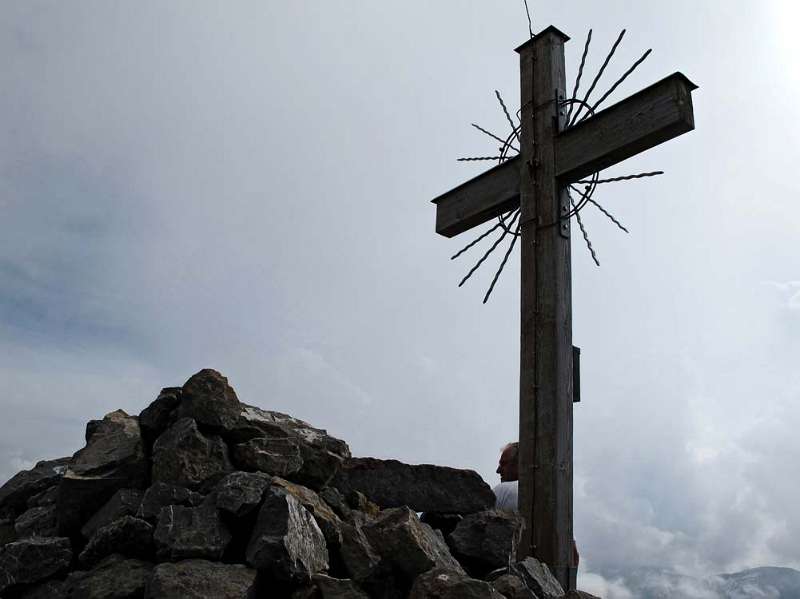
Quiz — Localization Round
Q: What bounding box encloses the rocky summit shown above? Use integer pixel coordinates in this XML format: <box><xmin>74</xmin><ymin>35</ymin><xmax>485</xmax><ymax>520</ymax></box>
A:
<box><xmin>0</xmin><ymin>369</ymin><xmax>595</xmax><ymax>599</ymax></box>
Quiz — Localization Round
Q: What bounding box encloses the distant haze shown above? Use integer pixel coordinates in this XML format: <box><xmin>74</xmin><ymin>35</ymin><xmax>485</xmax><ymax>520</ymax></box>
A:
<box><xmin>1</xmin><ymin>2</ymin><xmax>799</xmax><ymax>595</ymax></box>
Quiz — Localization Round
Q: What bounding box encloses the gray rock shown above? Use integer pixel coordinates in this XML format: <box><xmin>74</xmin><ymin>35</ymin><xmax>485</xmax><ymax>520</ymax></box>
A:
<box><xmin>344</xmin><ymin>490</ymin><xmax>380</xmax><ymax>518</ymax></box>
<box><xmin>338</xmin><ymin>519</ymin><xmax>382</xmax><ymax>587</ymax></box>
<box><xmin>332</xmin><ymin>458</ymin><xmax>494</xmax><ymax>514</ymax></box>
<box><xmin>246</xmin><ymin>486</ymin><xmax>328</xmax><ymax>581</ymax></box>
<box><xmin>232</xmin><ymin>436</ymin><xmax>304</xmax><ymax>478</ymax></box>
<box><xmin>0</xmin><ymin>457</ymin><xmax>69</xmax><ymax>518</ymax></box>
<box><xmin>0</xmin><ymin>519</ymin><xmax>16</xmax><ymax>545</ymax></box>
<box><xmin>177</xmin><ymin>369</ymin><xmax>243</xmax><ymax>432</ymax></box>
<box><xmin>215</xmin><ymin>471</ymin><xmax>272</xmax><ymax>518</ymax></box>
<box><xmin>139</xmin><ymin>387</ymin><xmax>181</xmax><ymax>446</ymax></box>
<box><xmin>26</xmin><ymin>485</ymin><xmax>59</xmax><ymax>509</ymax></box>
<box><xmin>68</xmin><ymin>554</ymin><xmax>154</xmax><ymax>599</ymax></box>
<box><xmin>447</xmin><ymin>510</ymin><xmax>524</xmax><ymax>577</ymax></box>
<box><xmin>491</xmin><ymin>573</ymin><xmax>530</xmax><ymax>599</ymax></box>
<box><xmin>0</xmin><ymin>537</ymin><xmax>72</xmax><ymax>595</ymax></box>
<box><xmin>566</xmin><ymin>592</ymin><xmax>601</xmax><ymax>599</ymax></box>
<box><xmin>151</xmin><ymin>417</ymin><xmax>233</xmax><ymax>490</ymax></box>
<box><xmin>146</xmin><ymin>559</ymin><xmax>258</xmax><ymax>598</ymax></box>
<box><xmin>79</xmin><ymin>516</ymin><xmax>154</xmax><ymax>566</ymax></box>
<box><xmin>153</xmin><ymin>502</ymin><xmax>232</xmax><ymax>561</ymax></box>
<box><xmin>57</xmin><ymin>410</ymin><xmax>148</xmax><ymax>534</ymax></box>
<box><xmin>136</xmin><ymin>482</ymin><xmax>205</xmax><ymax>521</ymax></box>
<box><xmin>319</xmin><ymin>487</ymin><xmax>351</xmax><ymax>521</ymax></box>
<box><xmin>81</xmin><ymin>488</ymin><xmax>144</xmax><ymax>540</ymax></box>
<box><xmin>14</xmin><ymin>505</ymin><xmax>58</xmax><ymax>538</ymax></box>
<box><xmin>295</xmin><ymin>574</ymin><xmax>370</xmax><ymax>599</ymax></box>
<box><xmin>230</xmin><ymin>404</ymin><xmax>350</xmax><ymax>491</ymax></box>
<box><xmin>409</xmin><ymin>567</ymin><xmax>505</xmax><ymax>599</ymax></box>
<box><xmin>516</xmin><ymin>557</ymin><xmax>564</xmax><ymax>599</ymax></box>
<box><xmin>272</xmin><ymin>477</ymin><xmax>343</xmax><ymax>547</ymax></box>
<box><xmin>361</xmin><ymin>507</ymin><xmax>464</xmax><ymax>581</ymax></box>
<box><xmin>16</xmin><ymin>580</ymin><xmax>68</xmax><ymax>599</ymax></box>
<box><xmin>420</xmin><ymin>512</ymin><xmax>463</xmax><ymax>536</ymax></box>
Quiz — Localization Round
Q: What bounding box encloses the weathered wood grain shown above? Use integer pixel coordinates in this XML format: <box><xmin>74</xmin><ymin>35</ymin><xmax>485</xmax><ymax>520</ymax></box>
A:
<box><xmin>517</xmin><ymin>27</ymin><xmax>575</xmax><ymax>591</ymax></box>
<box><xmin>432</xmin><ymin>157</ymin><xmax>520</xmax><ymax>238</ymax></box>
<box><xmin>556</xmin><ymin>72</ymin><xmax>697</xmax><ymax>183</ymax></box>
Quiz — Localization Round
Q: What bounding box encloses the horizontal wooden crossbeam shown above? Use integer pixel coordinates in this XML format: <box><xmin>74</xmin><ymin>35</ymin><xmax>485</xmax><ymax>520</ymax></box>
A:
<box><xmin>555</xmin><ymin>72</ymin><xmax>697</xmax><ymax>183</ymax></box>
<box><xmin>432</xmin><ymin>72</ymin><xmax>697</xmax><ymax>238</ymax></box>
<box><xmin>432</xmin><ymin>157</ymin><xmax>520</xmax><ymax>238</ymax></box>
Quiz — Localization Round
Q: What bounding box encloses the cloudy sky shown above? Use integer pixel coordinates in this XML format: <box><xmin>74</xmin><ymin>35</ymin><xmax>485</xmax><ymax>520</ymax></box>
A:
<box><xmin>1</xmin><ymin>1</ymin><xmax>798</xmax><ymax>595</ymax></box>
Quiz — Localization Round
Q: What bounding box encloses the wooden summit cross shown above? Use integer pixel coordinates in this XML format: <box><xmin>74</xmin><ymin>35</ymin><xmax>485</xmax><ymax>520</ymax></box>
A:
<box><xmin>431</xmin><ymin>26</ymin><xmax>696</xmax><ymax>589</ymax></box>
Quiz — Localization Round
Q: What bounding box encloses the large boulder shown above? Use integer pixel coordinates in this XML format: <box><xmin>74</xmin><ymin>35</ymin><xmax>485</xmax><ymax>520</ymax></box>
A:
<box><xmin>332</xmin><ymin>458</ymin><xmax>494</xmax><ymax>514</ymax></box>
<box><xmin>272</xmin><ymin>477</ymin><xmax>343</xmax><ymax>547</ymax></box>
<box><xmin>338</xmin><ymin>517</ymin><xmax>385</xmax><ymax>592</ymax></box>
<box><xmin>67</xmin><ymin>554</ymin><xmax>153</xmax><ymax>599</ymax></box>
<box><xmin>57</xmin><ymin>410</ymin><xmax>148</xmax><ymax>534</ymax></box>
<box><xmin>0</xmin><ymin>537</ymin><xmax>72</xmax><ymax>595</ymax></box>
<box><xmin>232</xmin><ymin>436</ymin><xmax>304</xmax><ymax>478</ymax></box>
<box><xmin>138</xmin><ymin>387</ymin><xmax>181</xmax><ymax>447</ymax></box>
<box><xmin>515</xmin><ymin>557</ymin><xmax>565</xmax><ymax>599</ymax></box>
<box><xmin>0</xmin><ymin>457</ymin><xmax>69</xmax><ymax>519</ymax></box>
<box><xmin>215</xmin><ymin>471</ymin><xmax>272</xmax><ymax>518</ymax></box>
<box><xmin>81</xmin><ymin>488</ymin><xmax>144</xmax><ymax>540</ymax></box>
<box><xmin>246</xmin><ymin>486</ymin><xmax>329</xmax><ymax>581</ymax></box>
<box><xmin>145</xmin><ymin>559</ymin><xmax>258</xmax><ymax>598</ymax></box>
<box><xmin>136</xmin><ymin>482</ymin><xmax>204</xmax><ymax>522</ymax></box>
<box><xmin>230</xmin><ymin>404</ymin><xmax>350</xmax><ymax>491</ymax></box>
<box><xmin>446</xmin><ymin>510</ymin><xmax>524</xmax><ymax>577</ymax></box>
<box><xmin>491</xmin><ymin>573</ymin><xmax>530</xmax><ymax>599</ymax></box>
<box><xmin>361</xmin><ymin>507</ymin><xmax>464</xmax><ymax>581</ymax></box>
<box><xmin>14</xmin><ymin>505</ymin><xmax>58</xmax><ymax>538</ymax></box>
<box><xmin>409</xmin><ymin>567</ymin><xmax>505</xmax><ymax>599</ymax></box>
<box><xmin>151</xmin><ymin>417</ymin><xmax>233</xmax><ymax>490</ymax></box>
<box><xmin>177</xmin><ymin>369</ymin><xmax>243</xmax><ymax>432</ymax></box>
<box><xmin>153</xmin><ymin>502</ymin><xmax>232</xmax><ymax>561</ymax></box>
<box><xmin>79</xmin><ymin>516</ymin><xmax>154</xmax><ymax>566</ymax></box>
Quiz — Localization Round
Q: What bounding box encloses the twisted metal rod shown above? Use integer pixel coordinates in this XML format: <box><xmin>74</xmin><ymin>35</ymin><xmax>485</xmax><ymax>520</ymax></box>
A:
<box><xmin>450</xmin><ymin>221</ymin><xmax>504</xmax><ymax>260</ymax></box>
<box><xmin>457</xmin><ymin>156</ymin><xmax>505</xmax><ymax>162</ymax></box>
<box><xmin>571</xmin><ymin>193</ymin><xmax>600</xmax><ymax>266</ymax></box>
<box><xmin>458</xmin><ymin>211</ymin><xmax>521</xmax><ymax>287</ymax></box>
<box><xmin>498</xmin><ymin>208</ymin><xmax>521</xmax><ymax>235</ymax></box>
<box><xmin>578</xmin><ymin>48</ymin><xmax>652</xmax><ymax>123</ymax></box>
<box><xmin>569</xmin><ymin>184</ymin><xmax>629</xmax><ymax>233</ymax></box>
<box><xmin>576</xmin><ymin>171</ymin><xmax>663</xmax><ymax>184</ymax></box>
<box><xmin>569</xmin><ymin>29</ymin><xmax>626</xmax><ymax>126</ymax></box>
<box><xmin>566</xmin><ymin>29</ymin><xmax>592</xmax><ymax>123</ymax></box>
<box><xmin>483</xmin><ymin>221</ymin><xmax>520</xmax><ymax>303</ymax></box>
<box><xmin>471</xmin><ymin>123</ymin><xmax>519</xmax><ymax>153</ymax></box>
<box><xmin>495</xmin><ymin>90</ymin><xmax>518</xmax><ymax>134</ymax></box>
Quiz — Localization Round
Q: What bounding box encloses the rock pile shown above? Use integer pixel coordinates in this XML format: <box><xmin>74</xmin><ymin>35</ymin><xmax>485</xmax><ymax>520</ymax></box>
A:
<box><xmin>0</xmin><ymin>369</ymin><xmax>598</xmax><ymax>599</ymax></box>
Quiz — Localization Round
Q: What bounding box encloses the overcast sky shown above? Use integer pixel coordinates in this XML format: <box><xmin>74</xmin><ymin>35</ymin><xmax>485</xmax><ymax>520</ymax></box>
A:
<box><xmin>1</xmin><ymin>2</ymin><xmax>798</xmax><ymax>595</ymax></box>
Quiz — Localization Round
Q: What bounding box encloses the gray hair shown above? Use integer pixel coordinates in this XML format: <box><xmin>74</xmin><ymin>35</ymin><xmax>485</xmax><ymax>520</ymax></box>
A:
<box><xmin>501</xmin><ymin>442</ymin><xmax>519</xmax><ymax>463</ymax></box>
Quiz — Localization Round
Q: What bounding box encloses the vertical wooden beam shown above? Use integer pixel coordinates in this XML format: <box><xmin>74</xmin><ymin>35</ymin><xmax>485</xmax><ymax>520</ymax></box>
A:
<box><xmin>516</xmin><ymin>27</ymin><xmax>574</xmax><ymax>591</ymax></box>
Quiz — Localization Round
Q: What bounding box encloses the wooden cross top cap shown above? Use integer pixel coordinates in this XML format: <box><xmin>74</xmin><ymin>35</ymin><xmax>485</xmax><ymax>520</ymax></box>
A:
<box><xmin>515</xmin><ymin>25</ymin><xmax>571</xmax><ymax>52</ymax></box>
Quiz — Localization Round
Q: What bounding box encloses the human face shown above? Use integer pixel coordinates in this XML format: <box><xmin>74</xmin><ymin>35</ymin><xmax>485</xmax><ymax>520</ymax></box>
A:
<box><xmin>496</xmin><ymin>446</ymin><xmax>518</xmax><ymax>482</ymax></box>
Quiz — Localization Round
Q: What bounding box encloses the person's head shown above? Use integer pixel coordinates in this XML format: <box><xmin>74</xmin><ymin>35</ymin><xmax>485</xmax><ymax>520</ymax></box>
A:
<box><xmin>496</xmin><ymin>442</ymin><xmax>519</xmax><ymax>482</ymax></box>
